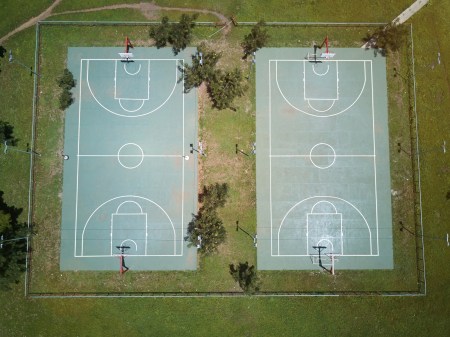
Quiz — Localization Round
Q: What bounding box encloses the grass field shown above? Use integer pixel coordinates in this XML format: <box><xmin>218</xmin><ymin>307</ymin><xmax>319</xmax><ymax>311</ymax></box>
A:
<box><xmin>1</xmin><ymin>0</ymin><xmax>449</xmax><ymax>336</ymax></box>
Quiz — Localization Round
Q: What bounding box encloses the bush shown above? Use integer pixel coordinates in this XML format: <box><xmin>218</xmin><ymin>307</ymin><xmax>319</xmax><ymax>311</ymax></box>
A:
<box><xmin>229</xmin><ymin>261</ymin><xmax>260</xmax><ymax>293</ymax></box>
<box><xmin>57</xmin><ymin>68</ymin><xmax>75</xmax><ymax>110</ymax></box>
<box><xmin>58</xmin><ymin>68</ymin><xmax>76</xmax><ymax>90</ymax></box>
<box><xmin>59</xmin><ymin>89</ymin><xmax>73</xmax><ymax>110</ymax></box>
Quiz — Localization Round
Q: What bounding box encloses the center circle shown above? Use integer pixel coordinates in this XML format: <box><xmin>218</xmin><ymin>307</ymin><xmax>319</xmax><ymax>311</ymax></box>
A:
<box><xmin>117</xmin><ymin>143</ymin><xmax>144</xmax><ymax>169</ymax></box>
<box><xmin>309</xmin><ymin>143</ymin><xmax>336</xmax><ymax>169</ymax></box>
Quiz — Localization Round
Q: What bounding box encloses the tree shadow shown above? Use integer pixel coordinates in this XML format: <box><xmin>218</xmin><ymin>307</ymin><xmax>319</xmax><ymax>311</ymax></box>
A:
<box><xmin>0</xmin><ymin>191</ymin><xmax>23</xmax><ymax>226</ymax></box>
<box><xmin>0</xmin><ymin>46</ymin><xmax>6</xmax><ymax>58</ymax></box>
<box><xmin>0</xmin><ymin>121</ymin><xmax>19</xmax><ymax>146</ymax></box>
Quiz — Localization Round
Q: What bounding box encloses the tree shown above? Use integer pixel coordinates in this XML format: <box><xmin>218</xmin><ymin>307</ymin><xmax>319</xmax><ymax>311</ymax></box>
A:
<box><xmin>362</xmin><ymin>19</ymin><xmax>408</xmax><ymax>55</ymax></box>
<box><xmin>59</xmin><ymin>89</ymin><xmax>74</xmax><ymax>110</ymax></box>
<box><xmin>229</xmin><ymin>261</ymin><xmax>260</xmax><ymax>293</ymax></box>
<box><xmin>0</xmin><ymin>192</ymin><xmax>28</xmax><ymax>290</ymax></box>
<box><xmin>187</xmin><ymin>209</ymin><xmax>226</xmax><ymax>255</ymax></box>
<box><xmin>58</xmin><ymin>68</ymin><xmax>76</xmax><ymax>90</ymax></box>
<box><xmin>199</xmin><ymin>182</ymin><xmax>229</xmax><ymax>212</ymax></box>
<box><xmin>169</xmin><ymin>14</ymin><xmax>198</xmax><ymax>55</ymax></box>
<box><xmin>149</xmin><ymin>16</ymin><xmax>171</xmax><ymax>48</ymax></box>
<box><xmin>57</xmin><ymin>68</ymin><xmax>76</xmax><ymax>110</ymax></box>
<box><xmin>241</xmin><ymin>20</ymin><xmax>269</xmax><ymax>58</ymax></box>
<box><xmin>187</xmin><ymin>183</ymin><xmax>229</xmax><ymax>255</ymax></box>
<box><xmin>208</xmin><ymin>68</ymin><xmax>245</xmax><ymax>110</ymax></box>
<box><xmin>181</xmin><ymin>43</ymin><xmax>221</xmax><ymax>93</ymax></box>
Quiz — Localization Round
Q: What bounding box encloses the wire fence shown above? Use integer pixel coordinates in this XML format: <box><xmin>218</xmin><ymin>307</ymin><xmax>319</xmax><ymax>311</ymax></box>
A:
<box><xmin>407</xmin><ymin>24</ymin><xmax>426</xmax><ymax>295</ymax></box>
<box><xmin>24</xmin><ymin>20</ymin><xmax>425</xmax><ymax>298</ymax></box>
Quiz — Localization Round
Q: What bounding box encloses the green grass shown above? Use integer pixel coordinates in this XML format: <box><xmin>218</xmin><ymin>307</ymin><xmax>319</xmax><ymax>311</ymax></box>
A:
<box><xmin>1</xmin><ymin>0</ymin><xmax>450</xmax><ymax>336</ymax></box>
<box><xmin>25</xmin><ymin>22</ymin><xmax>420</xmax><ymax>294</ymax></box>
<box><xmin>0</xmin><ymin>0</ymin><xmax>53</xmax><ymax>38</ymax></box>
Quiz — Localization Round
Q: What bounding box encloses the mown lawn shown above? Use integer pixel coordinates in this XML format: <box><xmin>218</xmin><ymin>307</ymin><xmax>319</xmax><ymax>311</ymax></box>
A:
<box><xmin>0</xmin><ymin>0</ymin><xmax>53</xmax><ymax>38</ymax></box>
<box><xmin>1</xmin><ymin>0</ymin><xmax>449</xmax><ymax>336</ymax></box>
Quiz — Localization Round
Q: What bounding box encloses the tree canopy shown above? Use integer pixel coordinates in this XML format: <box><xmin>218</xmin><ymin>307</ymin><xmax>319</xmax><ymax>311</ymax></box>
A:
<box><xmin>0</xmin><ymin>191</ymin><xmax>28</xmax><ymax>290</ymax></box>
<box><xmin>362</xmin><ymin>19</ymin><xmax>408</xmax><ymax>55</ymax></box>
<box><xmin>187</xmin><ymin>183</ymin><xmax>229</xmax><ymax>255</ymax></box>
<box><xmin>57</xmin><ymin>68</ymin><xmax>76</xmax><ymax>110</ymax></box>
<box><xmin>149</xmin><ymin>16</ymin><xmax>171</xmax><ymax>48</ymax></box>
<box><xmin>208</xmin><ymin>68</ymin><xmax>245</xmax><ymax>110</ymax></box>
<box><xmin>241</xmin><ymin>20</ymin><xmax>269</xmax><ymax>58</ymax></box>
<box><xmin>150</xmin><ymin>14</ymin><xmax>198</xmax><ymax>54</ymax></box>
<box><xmin>229</xmin><ymin>261</ymin><xmax>260</xmax><ymax>293</ymax></box>
<box><xmin>181</xmin><ymin>43</ymin><xmax>221</xmax><ymax>93</ymax></box>
<box><xmin>169</xmin><ymin>14</ymin><xmax>198</xmax><ymax>54</ymax></box>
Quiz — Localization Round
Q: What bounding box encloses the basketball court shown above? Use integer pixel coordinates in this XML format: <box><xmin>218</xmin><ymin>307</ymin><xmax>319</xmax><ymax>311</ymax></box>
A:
<box><xmin>60</xmin><ymin>47</ymin><xmax>198</xmax><ymax>271</ymax></box>
<box><xmin>256</xmin><ymin>48</ymin><xmax>393</xmax><ymax>271</ymax></box>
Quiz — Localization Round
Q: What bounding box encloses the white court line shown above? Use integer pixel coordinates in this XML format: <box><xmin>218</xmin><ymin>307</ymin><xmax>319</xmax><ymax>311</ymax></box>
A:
<box><xmin>371</xmin><ymin>60</ymin><xmax>380</xmax><ymax>255</ymax></box>
<box><xmin>312</xmin><ymin>63</ymin><xmax>330</xmax><ymax>76</ymax></box>
<box><xmin>74</xmin><ymin>59</ymin><xmax>83</xmax><ymax>256</ymax></box>
<box><xmin>273</xmin><ymin>60</ymin><xmax>367</xmax><ymax>118</ymax></box>
<box><xmin>306</xmin><ymin>100</ymin><xmax>336</xmax><ymax>112</ymax></box>
<box><xmin>123</xmin><ymin>63</ymin><xmax>142</xmax><ymax>76</ymax></box>
<box><xmin>270</xmin><ymin>154</ymin><xmax>375</xmax><ymax>157</ymax></box>
<box><xmin>78</xmin><ymin>154</ymin><xmax>186</xmax><ymax>157</ymax></box>
<box><xmin>181</xmin><ymin>60</ymin><xmax>185</xmax><ymax>256</ymax></box>
<box><xmin>311</xmin><ymin>200</ymin><xmax>338</xmax><ymax>213</ymax></box>
<box><xmin>80</xmin><ymin>196</ymin><xmax>176</xmax><ymax>257</ymax></box>
<box><xmin>74</xmin><ymin>59</ymin><xmax>186</xmax><ymax>258</ymax></box>
<box><xmin>276</xmin><ymin>196</ymin><xmax>373</xmax><ymax>256</ymax></box>
<box><xmin>76</xmin><ymin>254</ymin><xmax>183</xmax><ymax>257</ymax></box>
<box><xmin>275</xmin><ymin>254</ymin><xmax>380</xmax><ymax>257</ymax></box>
<box><xmin>118</xmin><ymin>99</ymin><xmax>146</xmax><ymax>113</ymax></box>
<box><xmin>269</xmin><ymin>59</ymin><xmax>378</xmax><ymax>258</ymax></box>
<box><xmin>86</xmin><ymin>59</ymin><xmax>178</xmax><ymax>118</ymax></box>
<box><xmin>269</xmin><ymin>60</ymin><xmax>274</xmax><ymax>255</ymax></box>
<box><xmin>304</xmin><ymin>61</ymin><xmax>338</xmax><ymax>100</ymax></box>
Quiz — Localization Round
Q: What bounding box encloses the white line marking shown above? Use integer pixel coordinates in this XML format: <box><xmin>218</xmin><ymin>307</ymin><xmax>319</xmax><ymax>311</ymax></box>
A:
<box><xmin>116</xmin><ymin>200</ymin><xmax>143</xmax><ymax>213</ymax></box>
<box><xmin>270</xmin><ymin>154</ymin><xmax>375</xmax><ymax>158</ymax></box>
<box><xmin>74</xmin><ymin>59</ymin><xmax>83</xmax><ymax>256</ymax></box>
<box><xmin>181</xmin><ymin>60</ymin><xmax>184</xmax><ymax>256</ymax></box>
<box><xmin>306</xmin><ymin>100</ymin><xmax>336</xmax><ymax>112</ymax></box>
<box><xmin>370</xmin><ymin>60</ymin><xmax>380</xmax><ymax>255</ymax></box>
<box><xmin>312</xmin><ymin>63</ymin><xmax>330</xmax><ymax>76</ymax></box>
<box><xmin>274</xmin><ymin>59</ymin><xmax>367</xmax><ymax>118</ymax></box>
<box><xmin>75</xmin><ymin>254</ymin><xmax>184</xmax><ymax>257</ymax></box>
<box><xmin>269</xmin><ymin>60</ymin><xmax>274</xmax><ymax>255</ymax></box>
<box><xmin>80</xmin><ymin>195</ymin><xmax>176</xmax><ymax>256</ymax></box>
<box><xmin>276</xmin><ymin>196</ymin><xmax>373</xmax><ymax>256</ymax></box>
<box><xmin>309</xmin><ymin>142</ymin><xmax>336</xmax><ymax>169</ymax></box>
<box><xmin>123</xmin><ymin>63</ymin><xmax>142</xmax><ymax>76</ymax></box>
<box><xmin>117</xmin><ymin>143</ymin><xmax>144</xmax><ymax>169</ymax></box>
<box><xmin>118</xmin><ymin>99</ymin><xmax>146</xmax><ymax>112</ymax></box>
<box><xmin>78</xmin><ymin>154</ymin><xmax>185</xmax><ymax>157</ymax></box>
<box><xmin>86</xmin><ymin>59</ymin><xmax>178</xmax><ymax>118</ymax></box>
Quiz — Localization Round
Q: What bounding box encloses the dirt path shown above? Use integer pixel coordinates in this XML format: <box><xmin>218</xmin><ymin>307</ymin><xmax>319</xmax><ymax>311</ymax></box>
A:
<box><xmin>0</xmin><ymin>1</ymin><xmax>230</xmax><ymax>44</ymax></box>
<box><xmin>0</xmin><ymin>0</ymin><xmax>62</xmax><ymax>44</ymax></box>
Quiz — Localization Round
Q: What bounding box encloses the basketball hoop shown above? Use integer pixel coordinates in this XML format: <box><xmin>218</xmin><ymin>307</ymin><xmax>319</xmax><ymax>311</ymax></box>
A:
<box><xmin>118</xmin><ymin>52</ymin><xmax>134</xmax><ymax>62</ymax></box>
<box><xmin>320</xmin><ymin>52</ymin><xmax>336</xmax><ymax>59</ymax></box>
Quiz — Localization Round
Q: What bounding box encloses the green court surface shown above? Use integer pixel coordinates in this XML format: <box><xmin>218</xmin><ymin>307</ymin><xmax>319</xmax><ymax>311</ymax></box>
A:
<box><xmin>256</xmin><ymin>48</ymin><xmax>393</xmax><ymax>270</ymax></box>
<box><xmin>60</xmin><ymin>47</ymin><xmax>198</xmax><ymax>271</ymax></box>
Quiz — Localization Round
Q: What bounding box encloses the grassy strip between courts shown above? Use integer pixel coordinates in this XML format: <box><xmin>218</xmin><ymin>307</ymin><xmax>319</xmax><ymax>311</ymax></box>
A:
<box><xmin>23</xmin><ymin>21</ymin><xmax>421</xmax><ymax>295</ymax></box>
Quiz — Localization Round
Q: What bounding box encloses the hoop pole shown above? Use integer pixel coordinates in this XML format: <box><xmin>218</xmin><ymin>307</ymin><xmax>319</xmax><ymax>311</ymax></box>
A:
<box><xmin>119</xmin><ymin>255</ymin><xmax>124</xmax><ymax>275</ymax></box>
